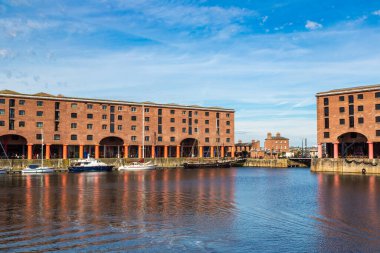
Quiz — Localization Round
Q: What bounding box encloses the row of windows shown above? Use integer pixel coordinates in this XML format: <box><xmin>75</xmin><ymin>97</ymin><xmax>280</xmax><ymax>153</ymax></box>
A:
<box><xmin>324</xmin><ymin>130</ymin><xmax>380</xmax><ymax>138</ymax></box>
<box><xmin>323</xmin><ymin>92</ymin><xmax>380</xmax><ymax>106</ymax></box>
<box><xmin>0</xmin><ymin>99</ymin><xmax>26</xmax><ymax>105</ymax></box>
<box><xmin>35</xmin><ymin>134</ymin><xmax>231</xmax><ymax>143</ymax></box>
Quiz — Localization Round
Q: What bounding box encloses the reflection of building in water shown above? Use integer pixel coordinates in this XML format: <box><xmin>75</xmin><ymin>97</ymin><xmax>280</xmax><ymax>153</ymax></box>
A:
<box><xmin>317</xmin><ymin>174</ymin><xmax>380</xmax><ymax>249</ymax></box>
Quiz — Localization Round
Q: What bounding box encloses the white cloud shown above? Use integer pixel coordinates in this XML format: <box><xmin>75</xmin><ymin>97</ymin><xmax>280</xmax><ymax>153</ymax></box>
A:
<box><xmin>0</xmin><ymin>49</ymin><xmax>10</xmax><ymax>58</ymax></box>
<box><xmin>373</xmin><ymin>10</ymin><xmax>380</xmax><ymax>16</ymax></box>
<box><xmin>305</xmin><ymin>20</ymin><xmax>323</xmax><ymax>30</ymax></box>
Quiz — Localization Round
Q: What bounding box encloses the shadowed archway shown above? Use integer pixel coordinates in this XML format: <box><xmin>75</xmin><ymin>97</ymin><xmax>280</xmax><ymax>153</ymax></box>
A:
<box><xmin>99</xmin><ymin>137</ymin><xmax>124</xmax><ymax>158</ymax></box>
<box><xmin>0</xmin><ymin>134</ymin><xmax>28</xmax><ymax>159</ymax></box>
<box><xmin>337</xmin><ymin>132</ymin><xmax>368</xmax><ymax>158</ymax></box>
<box><xmin>180</xmin><ymin>138</ymin><xmax>198</xmax><ymax>157</ymax></box>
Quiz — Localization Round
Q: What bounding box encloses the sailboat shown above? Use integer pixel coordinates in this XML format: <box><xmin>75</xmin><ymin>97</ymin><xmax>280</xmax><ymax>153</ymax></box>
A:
<box><xmin>21</xmin><ymin>130</ymin><xmax>54</xmax><ymax>174</ymax></box>
<box><xmin>118</xmin><ymin>104</ymin><xmax>156</xmax><ymax>171</ymax></box>
<box><xmin>0</xmin><ymin>141</ymin><xmax>11</xmax><ymax>174</ymax></box>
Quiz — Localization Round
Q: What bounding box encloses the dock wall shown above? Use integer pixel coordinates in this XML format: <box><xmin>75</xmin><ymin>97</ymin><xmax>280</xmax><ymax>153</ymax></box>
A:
<box><xmin>311</xmin><ymin>158</ymin><xmax>380</xmax><ymax>174</ymax></box>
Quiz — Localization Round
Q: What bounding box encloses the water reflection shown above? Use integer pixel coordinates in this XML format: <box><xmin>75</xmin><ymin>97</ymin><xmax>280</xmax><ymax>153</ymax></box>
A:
<box><xmin>316</xmin><ymin>173</ymin><xmax>380</xmax><ymax>251</ymax></box>
<box><xmin>0</xmin><ymin>169</ymin><xmax>237</xmax><ymax>251</ymax></box>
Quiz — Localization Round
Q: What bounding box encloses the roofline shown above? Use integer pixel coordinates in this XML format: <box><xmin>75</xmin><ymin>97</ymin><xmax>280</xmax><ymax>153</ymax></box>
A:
<box><xmin>0</xmin><ymin>92</ymin><xmax>235</xmax><ymax>112</ymax></box>
<box><xmin>316</xmin><ymin>84</ymin><xmax>380</xmax><ymax>97</ymax></box>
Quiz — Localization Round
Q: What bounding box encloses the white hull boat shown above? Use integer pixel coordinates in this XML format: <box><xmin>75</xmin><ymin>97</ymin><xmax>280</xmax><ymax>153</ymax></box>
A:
<box><xmin>22</xmin><ymin>165</ymin><xmax>54</xmax><ymax>174</ymax></box>
<box><xmin>0</xmin><ymin>169</ymin><xmax>8</xmax><ymax>174</ymax></box>
<box><xmin>118</xmin><ymin>162</ymin><xmax>156</xmax><ymax>171</ymax></box>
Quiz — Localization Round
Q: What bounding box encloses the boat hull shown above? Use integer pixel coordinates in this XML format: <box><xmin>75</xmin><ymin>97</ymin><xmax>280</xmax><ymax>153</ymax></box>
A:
<box><xmin>21</xmin><ymin>168</ymin><xmax>55</xmax><ymax>174</ymax></box>
<box><xmin>183</xmin><ymin>161</ymin><xmax>231</xmax><ymax>169</ymax></box>
<box><xmin>118</xmin><ymin>165</ymin><xmax>156</xmax><ymax>171</ymax></box>
<box><xmin>68</xmin><ymin>165</ymin><xmax>114</xmax><ymax>173</ymax></box>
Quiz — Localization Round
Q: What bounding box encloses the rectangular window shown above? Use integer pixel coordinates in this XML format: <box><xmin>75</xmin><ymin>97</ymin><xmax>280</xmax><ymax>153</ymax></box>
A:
<box><xmin>340</xmin><ymin>119</ymin><xmax>345</xmax><ymax>125</ymax></box>
<box><xmin>339</xmin><ymin>107</ymin><xmax>345</xmax><ymax>113</ymax></box>
<box><xmin>71</xmin><ymin>113</ymin><xmax>77</xmax><ymax>118</ymax></box>
<box><xmin>118</xmin><ymin>125</ymin><xmax>122</xmax><ymax>130</ymax></box>
<box><xmin>87</xmin><ymin>114</ymin><xmax>93</xmax><ymax>119</ymax></box>
<box><xmin>158</xmin><ymin>117</ymin><xmax>162</xmax><ymax>124</ymax></box>
<box><xmin>182</xmin><ymin>111</ymin><xmax>186</xmax><ymax>115</ymax></box>
<box><xmin>170</xmin><ymin>118</ymin><xmax>175</xmax><ymax>123</ymax></box>
<box><xmin>324</xmin><ymin>107</ymin><xmax>329</xmax><ymax>117</ymax></box>
<box><xmin>158</xmin><ymin>136</ymin><xmax>162</xmax><ymax>142</ymax></box>
<box><xmin>376</xmin><ymin>116</ymin><xmax>380</xmax><ymax>123</ymax></box>
<box><xmin>131</xmin><ymin>116</ymin><xmax>137</xmax><ymax>121</ymax></box>
<box><xmin>87</xmin><ymin>104</ymin><xmax>93</xmax><ymax>109</ymax></box>
<box><xmin>36</xmin><ymin>111</ymin><xmax>43</xmax><ymax>117</ymax></box>
<box><xmin>131</xmin><ymin>125</ymin><xmax>136</xmax><ymax>131</ymax></box>
<box><xmin>324</xmin><ymin>132</ymin><xmax>330</xmax><ymax>138</ymax></box>
<box><xmin>71</xmin><ymin>123</ymin><xmax>77</xmax><ymax>129</ymax></box>
<box><xmin>170</xmin><ymin>137</ymin><xmax>175</xmax><ymax>142</ymax></box>
<box><xmin>110</xmin><ymin>106</ymin><xmax>115</xmax><ymax>113</ymax></box>
<box><xmin>118</xmin><ymin>115</ymin><xmax>122</xmax><ymax>120</ymax></box>
<box><xmin>226</xmin><ymin>138</ymin><xmax>230</xmax><ymax>143</ymax></box>
<box><xmin>205</xmin><ymin>111</ymin><xmax>210</xmax><ymax>116</ymax></box>
<box><xmin>226</xmin><ymin>129</ymin><xmax>230</xmax><ymax>134</ymax></box>
<box><xmin>87</xmin><ymin>124</ymin><xmax>93</xmax><ymax>129</ymax></box>
<box><xmin>358</xmin><ymin>94</ymin><xmax>363</xmax><ymax>99</ymax></box>
<box><xmin>102</xmin><ymin>105</ymin><xmax>107</xmax><ymax>110</ymax></box>
<box><xmin>349</xmin><ymin>116</ymin><xmax>354</xmax><ymax>128</ymax></box>
<box><xmin>182</xmin><ymin>119</ymin><xmax>186</xmax><ymax>124</ymax></box>
<box><xmin>324</xmin><ymin>118</ymin><xmax>329</xmax><ymax>129</ymax></box>
<box><xmin>205</xmin><ymin>128</ymin><xmax>209</xmax><ymax>133</ymax></box>
<box><xmin>358</xmin><ymin>105</ymin><xmax>363</xmax><ymax>112</ymax></box>
<box><xmin>194</xmin><ymin>128</ymin><xmax>198</xmax><ymax>133</ymax></box>
<box><xmin>131</xmin><ymin>136</ymin><xmax>137</xmax><ymax>141</ymax></box>
<box><xmin>158</xmin><ymin>109</ymin><xmax>162</xmax><ymax>115</ymax></box>
<box><xmin>358</xmin><ymin>117</ymin><xmax>364</xmax><ymax>124</ymax></box>
<box><xmin>0</xmin><ymin>121</ymin><xmax>4</xmax><ymax>126</ymax></box>
<box><xmin>36</xmin><ymin>134</ymin><xmax>42</xmax><ymax>140</ymax></box>
<box><xmin>19</xmin><ymin>121</ymin><xmax>25</xmax><ymax>127</ymax></box>
<box><xmin>226</xmin><ymin>113</ymin><xmax>230</xmax><ymax>118</ymax></box>
<box><xmin>170</xmin><ymin>110</ymin><xmax>175</xmax><ymax>114</ymax></box>
<box><xmin>323</xmin><ymin>98</ymin><xmax>329</xmax><ymax>105</ymax></box>
<box><xmin>349</xmin><ymin>105</ymin><xmax>354</xmax><ymax>115</ymax></box>
<box><xmin>144</xmin><ymin>108</ymin><xmax>149</xmax><ymax>113</ymax></box>
<box><xmin>55</xmin><ymin>122</ymin><xmax>59</xmax><ymax>131</ymax></box>
<box><xmin>71</xmin><ymin>103</ymin><xmax>77</xmax><ymax>109</ymax></box>
<box><xmin>158</xmin><ymin>125</ymin><xmax>162</xmax><ymax>134</ymax></box>
<box><xmin>145</xmin><ymin>136</ymin><xmax>149</xmax><ymax>141</ymax></box>
<box><xmin>339</xmin><ymin>96</ymin><xmax>345</xmax><ymax>101</ymax></box>
<box><xmin>0</xmin><ymin>99</ymin><xmax>5</xmax><ymax>104</ymax></box>
<box><xmin>226</xmin><ymin>121</ymin><xmax>230</xmax><ymax>126</ymax></box>
<box><xmin>145</xmin><ymin>117</ymin><xmax>150</xmax><ymax>122</ymax></box>
<box><xmin>205</xmin><ymin>137</ymin><xmax>209</xmax><ymax>142</ymax></box>
<box><xmin>0</xmin><ymin>109</ymin><xmax>5</xmax><ymax>115</ymax></box>
<box><xmin>37</xmin><ymin>101</ymin><xmax>43</xmax><ymax>106</ymax></box>
<box><xmin>19</xmin><ymin>100</ymin><xmax>25</xmax><ymax>105</ymax></box>
<box><xmin>54</xmin><ymin>134</ymin><xmax>60</xmax><ymax>140</ymax></box>
<box><xmin>36</xmin><ymin>122</ymin><xmax>43</xmax><ymax>128</ymax></box>
<box><xmin>131</xmin><ymin>107</ymin><xmax>137</xmax><ymax>112</ymax></box>
<box><xmin>55</xmin><ymin>102</ymin><xmax>60</xmax><ymax>110</ymax></box>
<box><xmin>205</xmin><ymin>120</ymin><xmax>209</xmax><ymax>125</ymax></box>
<box><xmin>87</xmin><ymin>135</ymin><xmax>93</xmax><ymax>141</ymax></box>
<box><xmin>348</xmin><ymin>95</ymin><xmax>354</xmax><ymax>104</ymax></box>
<box><xmin>102</xmin><ymin>115</ymin><xmax>107</xmax><ymax>120</ymax></box>
<box><xmin>170</xmin><ymin>127</ymin><xmax>175</xmax><ymax>132</ymax></box>
<box><xmin>376</xmin><ymin>130</ymin><xmax>380</xmax><ymax>136</ymax></box>
<box><xmin>102</xmin><ymin>124</ymin><xmax>107</xmax><ymax>129</ymax></box>
<box><xmin>118</xmin><ymin>106</ymin><xmax>123</xmax><ymax>111</ymax></box>
<box><xmin>376</xmin><ymin>92</ymin><xmax>380</xmax><ymax>98</ymax></box>
<box><xmin>144</xmin><ymin>126</ymin><xmax>149</xmax><ymax>131</ymax></box>
<box><xmin>376</xmin><ymin>104</ymin><xmax>380</xmax><ymax>110</ymax></box>
<box><xmin>182</xmin><ymin>127</ymin><xmax>186</xmax><ymax>133</ymax></box>
<box><xmin>19</xmin><ymin>110</ymin><xmax>25</xmax><ymax>116</ymax></box>
<box><xmin>71</xmin><ymin>135</ymin><xmax>77</xmax><ymax>140</ymax></box>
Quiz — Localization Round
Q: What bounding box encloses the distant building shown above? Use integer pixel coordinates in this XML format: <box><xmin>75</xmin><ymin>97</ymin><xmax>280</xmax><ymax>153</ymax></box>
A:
<box><xmin>235</xmin><ymin>140</ymin><xmax>264</xmax><ymax>158</ymax></box>
<box><xmin>264</xmin><ymin>132</ymin><xmax>289</xmax><ymax>156</ymax></box>
<box><xmin>316</xmin><ymin>84</ymin><xmax>380</xmax><ymax>159</ymax></box>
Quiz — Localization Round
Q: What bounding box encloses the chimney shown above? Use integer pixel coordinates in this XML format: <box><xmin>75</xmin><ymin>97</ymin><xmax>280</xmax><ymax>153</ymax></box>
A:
<box><xmin>276</xmin><ymin>132</ymin><xmax>281</xmax><ymax>138</ymax></box>
<box><xmin>267</xmin><ymin>133</ymin><xmax>272</xmax><ymax>139</ymax></box>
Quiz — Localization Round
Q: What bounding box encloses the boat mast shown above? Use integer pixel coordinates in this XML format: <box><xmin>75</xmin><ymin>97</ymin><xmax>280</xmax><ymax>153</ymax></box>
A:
<box><xmin>41</xmin><ymin>128</ymin><xmax>44</xmax><ymax>168</ymax></box>
<box><xmin>142</xmin><ymin>104</ymin><xmax>145</xmax><ymax>159</ymax></box>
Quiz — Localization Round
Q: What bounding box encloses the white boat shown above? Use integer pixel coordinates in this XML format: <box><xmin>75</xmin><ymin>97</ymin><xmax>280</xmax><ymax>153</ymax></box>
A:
<box><xmin>118</xmin><ymin>161</ymin><xmax>156</xmax><ymax>171</ymax></box>
<box><xmin>69</xmin><ymin>156</ymin><xmax>114</xmax><ymax>172</ymax></box>
<box><xmin>21</xmin><ymin>129</ymin><xmax>54</xmax><ymax>174</ymax></box>
<box><xmin>0</xmin><ymin>168</ymin><xmax>8</xmax><ymax>174</ymax></box>
<box><xmin>118</xmin><ymin>103</ymin><xmax>157</xmax><ymax>171</ymax></box>
<box><xmin>22</xmin><ymin>164</ymin><xmax>54</xmax><ymax>174</ymax></box>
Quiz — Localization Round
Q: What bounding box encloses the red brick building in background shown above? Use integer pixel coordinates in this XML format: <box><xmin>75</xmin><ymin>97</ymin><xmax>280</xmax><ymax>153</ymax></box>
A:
<box><xmin>0</xmin><ymin>90</ymin><xmax>235</xmax><ymax>160</ymax></box>
<box><xmin>264</xmin><ymin>132</ymin><xmax>289</xmax><ymax>156</ymax></box>
<box><xmin>316</xmin><ymin>84</ymin><xmax>380</xmax><ymax>159</ymax></box>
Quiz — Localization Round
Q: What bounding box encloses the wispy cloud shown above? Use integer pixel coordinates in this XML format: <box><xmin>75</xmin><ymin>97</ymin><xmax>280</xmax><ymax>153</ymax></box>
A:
<box><xmin>373</xmin><ymin>10</ymin><xmax>380</xmax><ymax>16</ymax></box>
<box><xmin>305</xmin><ymin>20</ymin><xmax>323</xmax><ymax>30</ymax></box>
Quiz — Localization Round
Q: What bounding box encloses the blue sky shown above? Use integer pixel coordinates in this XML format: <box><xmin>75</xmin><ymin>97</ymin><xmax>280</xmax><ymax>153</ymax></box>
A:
<box><xmin>1</xmin><ymin>0</ymin><xmax>380</xmax><ymax>146</ymax></box>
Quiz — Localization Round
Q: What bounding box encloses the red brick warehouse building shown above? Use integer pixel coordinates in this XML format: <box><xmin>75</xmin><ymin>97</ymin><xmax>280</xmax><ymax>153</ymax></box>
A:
<box><xmin>316</xmin><ymin>84</ymin><xmax>380</xmax><ymax>159</ymax></box>
<box><xmin>0</xmin><ymin>90</ymin><xmax>235</xmax><ymax>160</ymax></box>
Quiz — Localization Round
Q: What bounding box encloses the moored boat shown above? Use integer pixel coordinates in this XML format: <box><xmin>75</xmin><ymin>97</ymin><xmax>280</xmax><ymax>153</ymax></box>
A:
<box><xmin>22</xmin><ymin>164</ymin><xmax>54</xmax><ymax>174</ymax></box>
<box><xmin>68</xmin><ymin>157</ymin><xmax>114</xmax><ymax>172</ymax></box>
<box><xmin>118</xmin><ymin>161</ymin><xmax>156</xmax><ymax>171</ymax></box>
<box><xmin>183</xmin><ymin>160</ymin><xmax>231</xmax><ymax>169</ymax></box>
<box><xmin>230</xmin><ymin>158</ymin><xmax>247</xmax><ymax>167</ymax></box>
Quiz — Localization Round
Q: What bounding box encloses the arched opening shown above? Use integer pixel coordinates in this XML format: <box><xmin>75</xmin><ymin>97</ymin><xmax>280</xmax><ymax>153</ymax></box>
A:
<box><xmin>337</xmin><ymin>132</ymin><xmax>368</xmax><ymax>158</ymax></box>
<box><xmin>99</xmin><ymin>137</ymin><xmax>124</xmax><ymax>158</ymax></box>
<box><xmin>0</xmin><ymin>134</ymin><xmax>28</xmax><ymax>159</ymax></box>
<box><xmin>180</xmin><ymin>138</ymin><xmax>198</xmax><ymax>157</ymax></box>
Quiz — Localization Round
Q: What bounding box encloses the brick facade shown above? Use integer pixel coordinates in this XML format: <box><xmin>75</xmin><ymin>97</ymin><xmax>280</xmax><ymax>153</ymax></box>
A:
<box><xmin>264</xmin><ymin>132</ymin><xmax>289</xmax><ymax>154</ymax></box>
<box><xmin>0</xmin><ymin>90</ymin><xmax>235</xmax><ymax>159</ymax></box>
